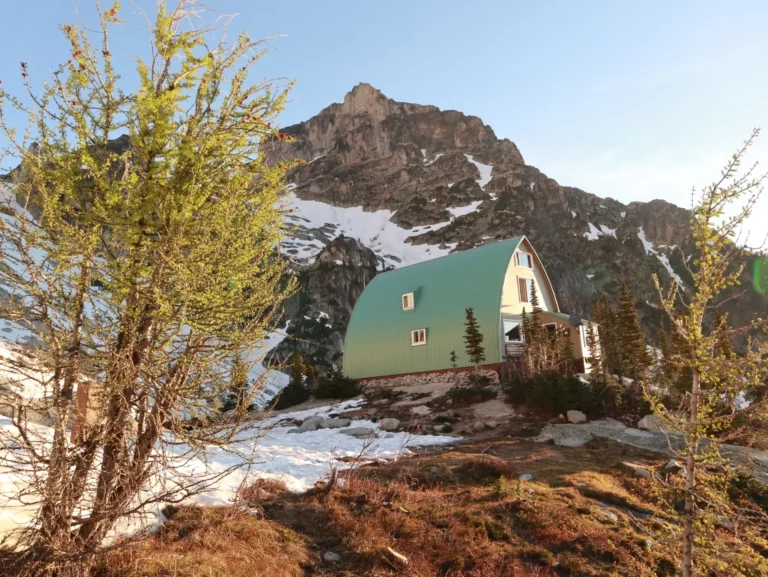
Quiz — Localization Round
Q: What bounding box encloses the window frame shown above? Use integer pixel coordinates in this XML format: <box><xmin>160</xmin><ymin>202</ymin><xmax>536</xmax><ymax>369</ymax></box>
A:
<box><xmin>503</xmin><ymin>319</ymin><xmax>523</xmax><ymax>343</ymax></box>
<box><xmin>402</xmin><ymin>292</ymin><xmax>414</xmax><ymax>311</ymax></box>
<box><xmin>516</xmin><ymin>251</ymin><xmax>534</xmax><ymax>268</ymax></box>
<box><xmin>411</xmin><ymin>328</ymin><xmax>427</xmax><ymax>346</ymax></box>
<box><xmin>517</xmin><ymin>277</ymin><xmax>534</xmax><ymax>303</ymax></box>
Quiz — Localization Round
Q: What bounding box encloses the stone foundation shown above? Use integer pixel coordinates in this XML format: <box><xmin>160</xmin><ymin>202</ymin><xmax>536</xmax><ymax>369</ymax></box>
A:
<box><xmin>363</xmin><ymin>368</ymin><xmax>500</xmax><ymax>390</ymax></box>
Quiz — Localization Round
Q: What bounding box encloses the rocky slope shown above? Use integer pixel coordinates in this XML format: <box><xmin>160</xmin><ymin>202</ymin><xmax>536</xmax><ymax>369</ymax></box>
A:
<box><xmin>267</xmin><ymin>83</ymin><xmax>767</xmax><ymax>368</ymax></box>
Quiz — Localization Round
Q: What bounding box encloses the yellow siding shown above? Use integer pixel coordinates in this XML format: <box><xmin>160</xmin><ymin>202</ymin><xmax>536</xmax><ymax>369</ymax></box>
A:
<box><xmin>501</xmin><ymin>240</ymin><xmax>557</xmax><ymax>315</ymax></box>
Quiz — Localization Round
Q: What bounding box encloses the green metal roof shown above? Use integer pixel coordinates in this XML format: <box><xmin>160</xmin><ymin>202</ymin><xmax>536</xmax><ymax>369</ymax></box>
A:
<box><xmin>343</xmin><ymin>237</ymin><xmax>524</xmax><ymax>379</ymax></box>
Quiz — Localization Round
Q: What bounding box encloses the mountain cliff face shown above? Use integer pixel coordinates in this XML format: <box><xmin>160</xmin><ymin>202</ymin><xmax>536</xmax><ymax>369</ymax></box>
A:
<box><xmin>267</xmin><ymin>83</ymin><xmax>767</xmax><ymax>368</ymax></box>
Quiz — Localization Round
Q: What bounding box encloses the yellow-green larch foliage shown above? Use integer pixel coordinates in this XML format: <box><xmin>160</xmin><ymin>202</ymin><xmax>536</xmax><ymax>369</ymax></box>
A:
<box><xmin>0</xmin><ymin>1</ymin><xmax>300</xmax><ymax>570</ymax></box>
<box><xmin>648</xmin><ymin>129</ymin><xmax>768</xmax><ymax>577</ymax></box>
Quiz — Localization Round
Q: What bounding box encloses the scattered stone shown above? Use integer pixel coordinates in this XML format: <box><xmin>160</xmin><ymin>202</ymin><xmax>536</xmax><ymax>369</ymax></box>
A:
<box><xmin>286</xmin><ymin>428</ymin><xmax>300</xmax><ymax>434</ymax></box>
<box><xmin>324</xmin><ymin>418</ymin><xmax>351</xmax><ymax>429</ymax></box>
<box><xmin>469</xmin><ymin>398</ymin><xmax>514</xmax><ymax>420</ymax></box>
<box><xmin>519</xmin><ymin>473</ymin><xmax>533</xmax><ymax>481</ymax></box>
<box><xmin>409</xmin><ymin>405</ymin><xmax>431</xmax><ymax>416</ymax></box>
<box><xmin>384</xmin><ymin>433</ymin><xmax>395</xmax><ymax>439</ymax></box>
<box><xmin>430</xmin><ymin>466</ymin><xmax>440</xmax><ymax>473</ymax></box>
<box><xmin>433</xmin><ymin>424</ymin><xmax>454</xmax><ymax>434</ymax></box>
<box><xmin>383</xmin><ymin>547</ymin><xmax>409</xmax><ymax>567</ymax></box>
<box><xmin>620</xmin><ymin>462</ymin><xmax>650</xmax><ymax>479</ymax></box>
<box><xmin>535</xmin><ymin>424</ymin><xmax>592</xmax><ymax>447</ymax></box>
<box><xmin>433</xmin><ymin>411</ymin><xmax>456</xmax><ymax>423</ymax></box>
<box><xmin>598</xmin><ymin>509</ymin><xmax>618</xmax><ymax>523</ymax></box>
<box><xmin>716</xmin><ymin>516</ymin><xmax>735</xmax><ymax>530</ymax></box>
<box><xmin>637</xmin><ymin>414</ymin><xmax>663</xmax><ymax>432</ymax></box>
<box><xmin>297</xmin><ymin>415</ymin><xmax>326</xmax><ymax>433</ymax></box>
<box><xmin>366</xmin><ymin>408</ymin><xmax>378</xmax><ymax>417</ymax></box>
<box><xmin>341</xmin><ymin>427</ymin><xmax>377</xmax><ymax>439</ymax></box>
<box><xmin>471</xmin><ymin>421</ymin><xmax>486</xmax><ymax>433</ymax></box>
<box><xmin>663</xmin><ymin>459</ymin><xmax>684</xmax><ymax>474</ymax></box>
<box><xmin>379</xmin><ymin>418</ymin><xmax>401</xmax><ymax>432</ymax></box>
<box><xmin>323</xmin><ymin>551</ymin><xmax>341</xmax><ymax>563</ymax></box>
<box><xmin>567</xmin><ymin>410</ymin><xmax>587</xmax><ymax>424</ymax></box>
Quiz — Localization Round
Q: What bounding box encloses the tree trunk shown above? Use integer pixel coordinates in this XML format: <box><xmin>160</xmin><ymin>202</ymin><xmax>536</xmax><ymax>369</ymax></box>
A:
<box><xmin>682</xmin><ymin>364</ymin><xmax>700</xmax><ymax>577</ymax></box>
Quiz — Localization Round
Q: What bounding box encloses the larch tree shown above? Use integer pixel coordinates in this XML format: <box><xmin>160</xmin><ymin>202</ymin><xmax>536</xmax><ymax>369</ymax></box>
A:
<box><xmin>0</xmin><ymin>2</ymin><xmax>297</xmax><ymax>574</ymax></box>
<box><xmin>648</xmin><ymin>129</ymin><xmax>768</xmax><ymax>577</ymax></box>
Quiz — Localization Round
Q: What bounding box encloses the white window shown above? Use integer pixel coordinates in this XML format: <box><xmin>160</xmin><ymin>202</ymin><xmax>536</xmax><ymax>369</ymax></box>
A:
<box><xmin>518</xmin><ymin>277</ymin><xmax>534</xmax><ymax>303</ymax></box>
<box><xmin>411</xmin><ymin>328</ymin><xmax>426</xmax><ymax>346</ymax></box>
<box><xmin>402</xmin><ymin>292</ymin><xmax>414</xmax><ymax>310</ymax></box>
<box><xmin>516</xmin><ymin>251</ymin><xmax>533</xmax><ymax>268</ymax></box>
<box><xmin>504</xmin><ymin>320</ymin><xmax>522</xmax><ymax>342</ymax></box>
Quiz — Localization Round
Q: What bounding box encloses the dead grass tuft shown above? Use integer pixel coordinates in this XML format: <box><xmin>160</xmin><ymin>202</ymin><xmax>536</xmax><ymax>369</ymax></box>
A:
<box><xmin>95</xmin><ymin>505</ymin><xmax>311</xmax><ymax>577</ymax></box>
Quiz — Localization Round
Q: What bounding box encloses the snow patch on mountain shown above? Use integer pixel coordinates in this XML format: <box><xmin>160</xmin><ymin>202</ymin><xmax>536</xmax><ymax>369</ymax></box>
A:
<box><xmin>282</xmin><ymin>193</ymin><xmax>453</xmax><ymax>268</ymax></box>
<box><xmin>463</xmin><ymin>154</ymin><xmax>493</xmax><ymax>189</ymax></box>
<box><xmin>637</xmin><ymin>227</ymin><xmax>685</xmax><ymax>287</ymax></box>
<box><xmin>584</xmin><ymin>223</ymin><xmax>616</xmax><ymax>241</ymax></box>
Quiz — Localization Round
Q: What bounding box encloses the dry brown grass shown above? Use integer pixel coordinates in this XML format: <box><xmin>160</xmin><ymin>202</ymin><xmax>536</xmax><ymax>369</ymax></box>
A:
<box><xmin>94</xmin><ymin>436</ymin><xmax>768</xmax><ymax>577</ymax></box>
<box><xmin>95</xmin><ymin>505</ymin><xmax>311</xmax><ymax>577</ymax></box>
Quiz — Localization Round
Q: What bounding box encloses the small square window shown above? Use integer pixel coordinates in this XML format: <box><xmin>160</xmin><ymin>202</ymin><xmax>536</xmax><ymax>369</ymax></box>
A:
<box><xmin>411</xmin><ymin>328</ymin><xmax>426</xmax><ymax>346</ymax></box>
<box><xmin>517</xmin><ymin>252</ymin><xmax>533</xmax><ymax>268</ymax></box>
<box><xmin>402</xmin><ymin>292</ymin><xmax>414</xmax><ymax>310</ymax></box>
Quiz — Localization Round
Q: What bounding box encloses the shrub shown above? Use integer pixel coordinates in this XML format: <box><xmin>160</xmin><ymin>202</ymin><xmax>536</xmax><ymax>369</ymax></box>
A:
<box><xmin>503</xmin><ymin>371</ymin><xmax>601</xmax><ymax>417</ymax></box>
<box><xmin>313</xmin><ymin>365</ymin><xmax>361</xmax><ymax>399</ymax></box>
<box><xmin>268</xmin><ymin>381</ymin><xmax>311</xmax><ymax>410</ymax></box>
<box><xmin>446</xmin><ymin>373</ymin><xmax>495</xmax><ymax>405</ymax></box>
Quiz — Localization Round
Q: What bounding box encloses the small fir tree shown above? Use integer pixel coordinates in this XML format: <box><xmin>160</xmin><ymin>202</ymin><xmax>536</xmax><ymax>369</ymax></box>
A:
<box><xmin>593</xmin><ymin>294</ymin><xmax>621</xmax><ymax>376</ymax></box>
<box><xmin>450</xmin><ymin>350</ymin><xmax>459</xmax><ymax>383</ymax></box>
<box><xmin>463</xmin><ymin>307</ymin><xmax>486</xmax><ymax>369</ymax></box>
<box><xmin>586</xmin><ymin>322</ymin><xmax>602</xmax><ymax>378</ymax></box>
<box><xmin>616</xmin><ymin>280</ymin><xmax>652</xmax><ymax>380</ymax></box>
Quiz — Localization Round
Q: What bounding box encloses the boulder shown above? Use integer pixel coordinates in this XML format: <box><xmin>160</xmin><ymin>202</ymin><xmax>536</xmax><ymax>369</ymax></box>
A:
<box><xmin>485</xmin><ymin>420</ymin><xmax>498</xmax><ymax>429</ymax></box>
<box><xmin>519</xmin><ymin>473</ymin><xmax>533</xmax><ymax>481</ymax></box>
<box><xmin>325</xmin><ymin>418</ymin><xmax>351</xmax><ymax>429</ymax></box>
<box><xmin>433</xmin><ymin>424</ymin><xmax>454</xmax><ymax>434</ymax></box>
<box><xmin>471</xmin><ymin>421</ymin><xmax>486</xmax><ymax>433</ymax></box>
<box><xmin>535</xmin><ymin>424</ymin><xmax>592</xmax><ymax>447</ymax></box>
<box><xmin>620</xmin><ymin>461</ymin><xmax>651</xmax><ymax>479</ymax></box>
<box><xmin>341</xmin><ymin>427</ymin><xmax>377</xmax><ymax>438</ymax></box>
<box><xmin>567</xmin><ymin>410</ymin><xmax>587</xmax><ymax>424</ymax></box>
<box><xmin>379</xmin><ymin>418</ymin><xmax>400</xmax><ymax>432</ymax></box>
<box><xmin>663</xmin><ymin>459</ymin><xmax>684</xmax><ymax>474</ymax></box>
<box><xmin>433</xmin><ymin>410</ymin><xmax>456</xmax><ymax>423</ymax></box>
<box><xmin>297</xmin><ymin>415</ymin><xmax>326</xmax><ymax>433</ymax></box>
<box><xmin>637</xmin><ymin>414</ymin><xmax>663</xmax><ymax>432</ymax></box>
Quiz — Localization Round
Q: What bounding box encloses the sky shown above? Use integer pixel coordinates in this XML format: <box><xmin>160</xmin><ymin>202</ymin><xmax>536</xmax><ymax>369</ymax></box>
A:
<box><xmin>1</xmin><ymin>0</ymin><xmax>767</xmax><ymax>243</ymax></box>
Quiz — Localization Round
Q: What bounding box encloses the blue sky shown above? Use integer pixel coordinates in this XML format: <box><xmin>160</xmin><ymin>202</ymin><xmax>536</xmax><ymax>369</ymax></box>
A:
<box><xmin>2</xmin><ymin>0</ymin><xmax>767</xmax><ymax>242</ymax></box>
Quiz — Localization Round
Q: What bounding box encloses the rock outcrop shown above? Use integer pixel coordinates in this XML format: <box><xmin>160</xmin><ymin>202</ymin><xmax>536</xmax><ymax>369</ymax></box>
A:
<box><xmin>267</xmin><ymin>83</ymin><xmax>767</xmax><ymax>350</ymax></box>
<box><xmin>268</xmin><ymin>235</ymin><xmax>378</xmax><ymax>372</ymax></box>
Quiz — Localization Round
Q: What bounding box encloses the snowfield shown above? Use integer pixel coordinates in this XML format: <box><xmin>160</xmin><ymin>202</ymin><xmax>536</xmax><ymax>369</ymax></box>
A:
<box><xmin>0</xmin><ymin>384</ymin><xmax>457</xmax><ymax>543</ymax></box>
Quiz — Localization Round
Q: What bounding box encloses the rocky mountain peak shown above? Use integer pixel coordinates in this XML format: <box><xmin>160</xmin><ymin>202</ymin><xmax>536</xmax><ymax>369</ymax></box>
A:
<box><xmin>268</xmin><ymin>84</ymin><xmax>767</xmax><ymax>356</ymax></box>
